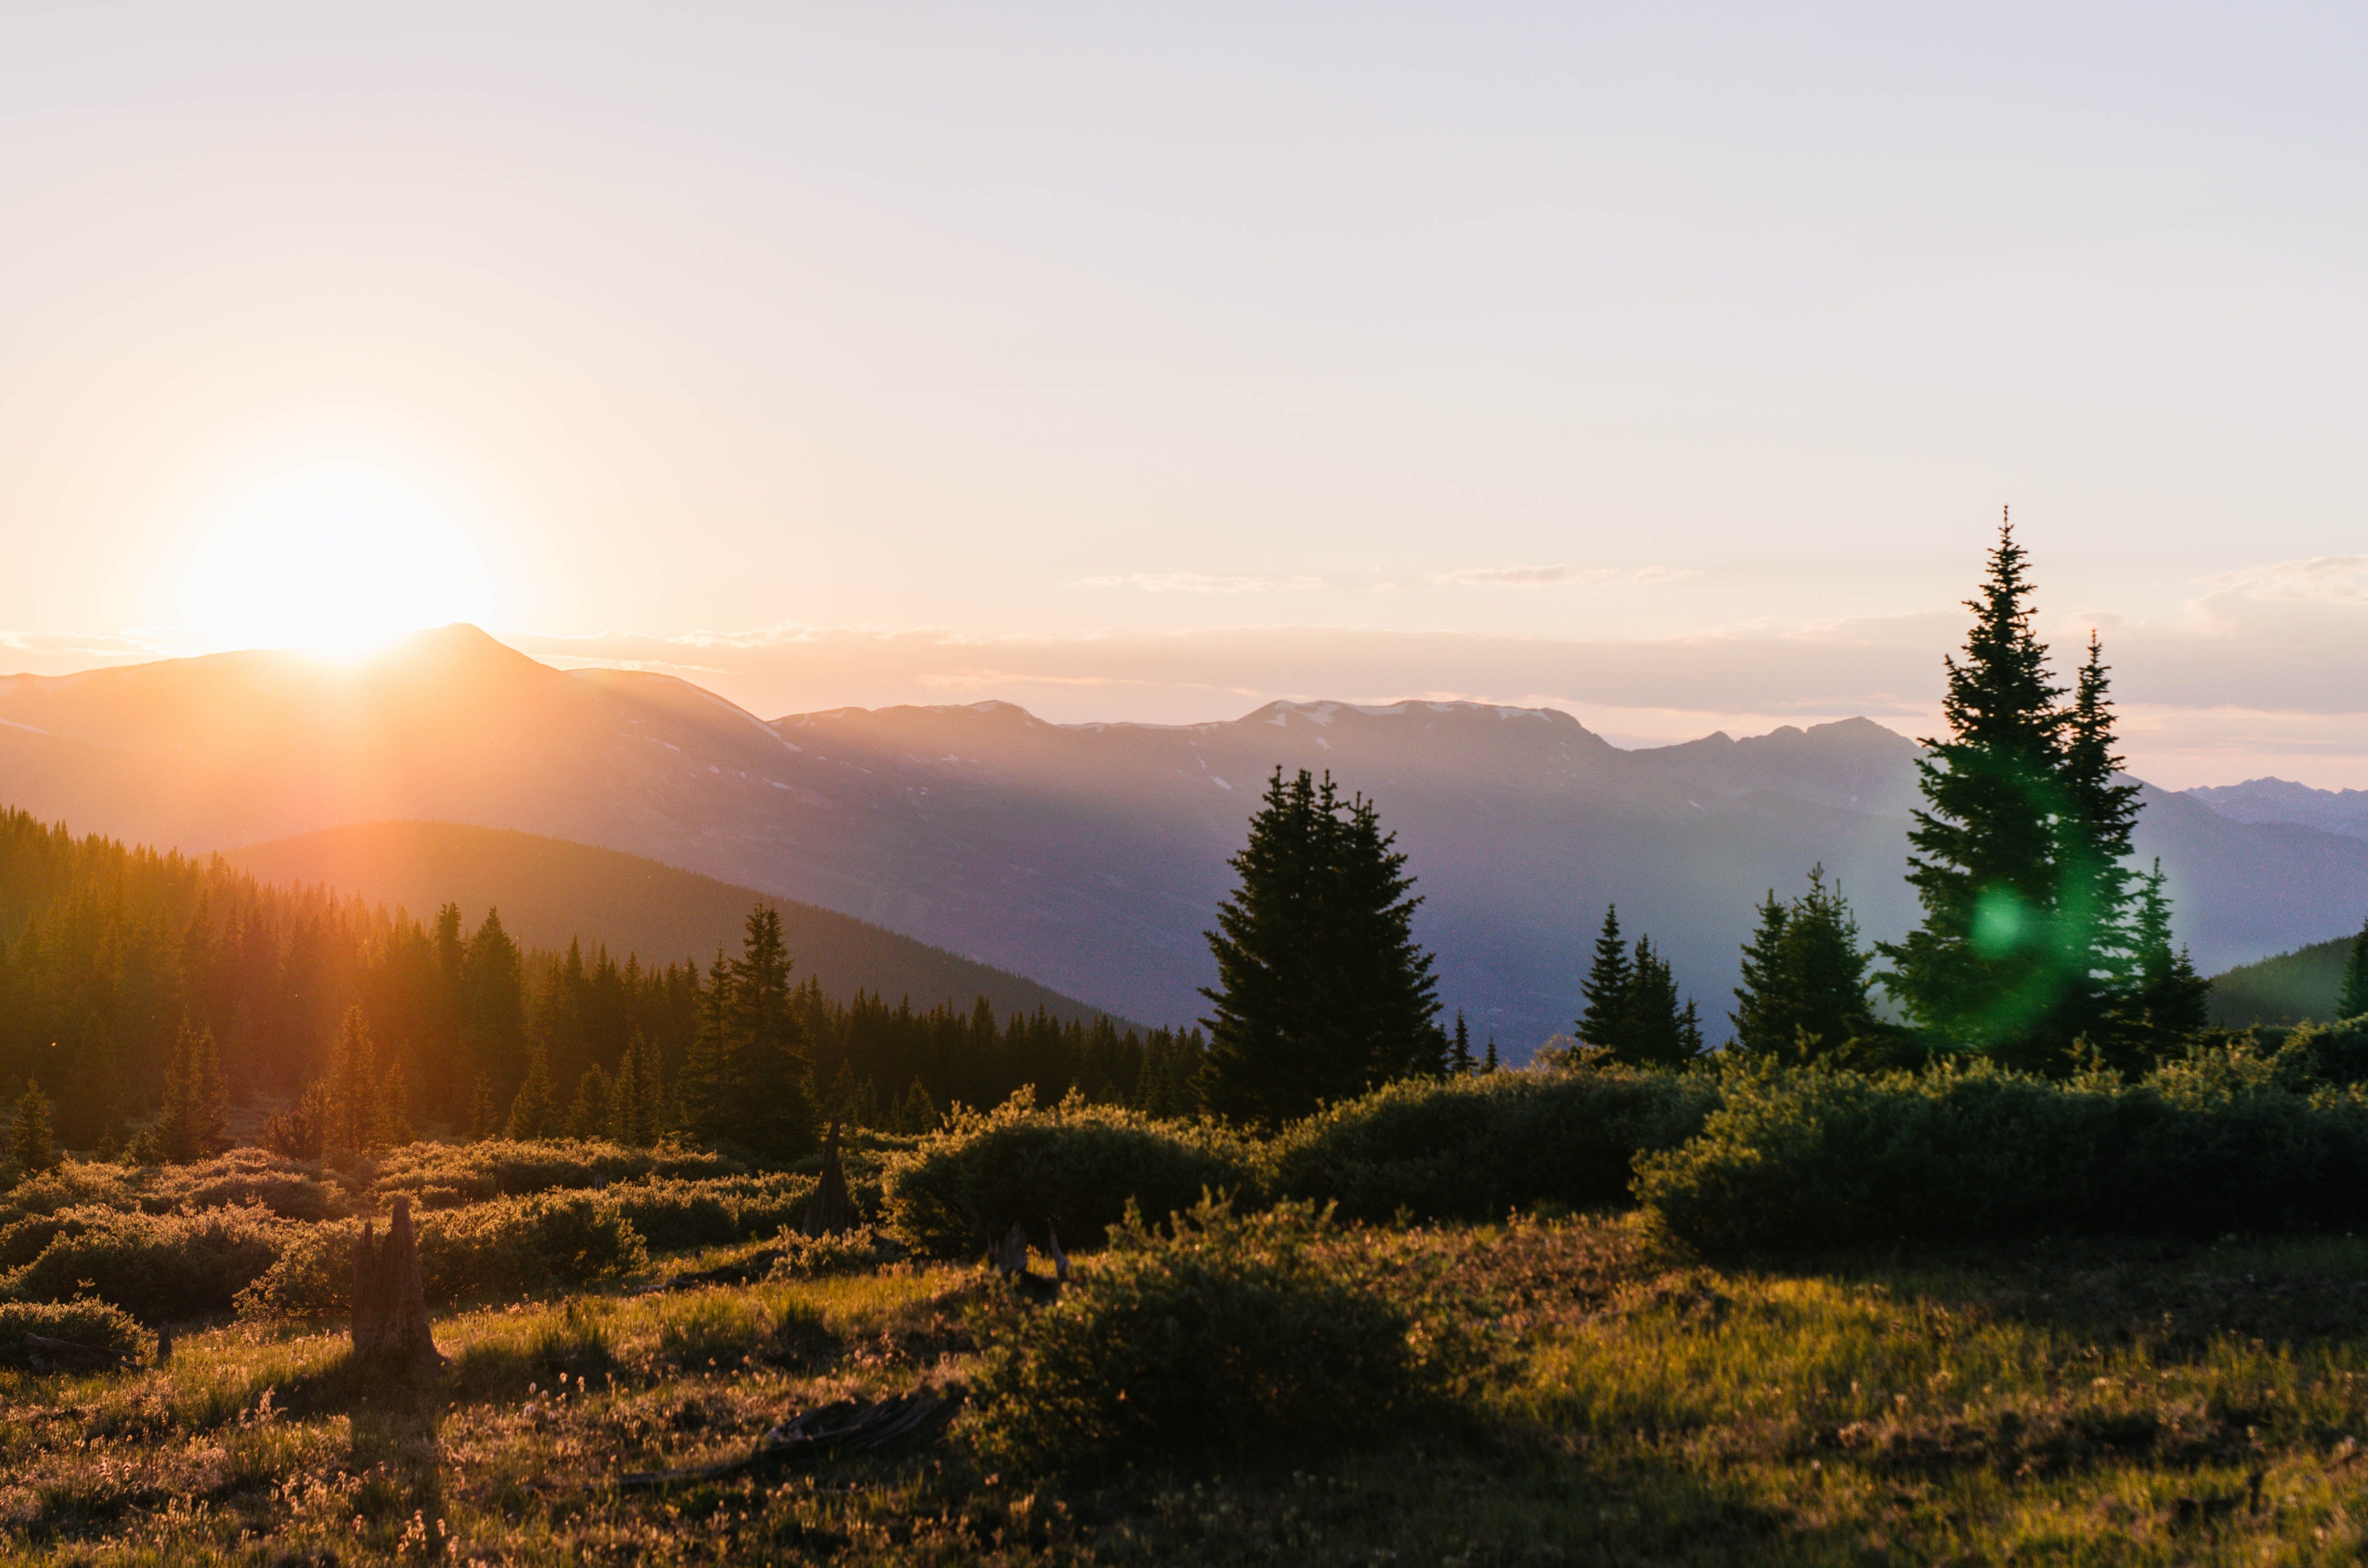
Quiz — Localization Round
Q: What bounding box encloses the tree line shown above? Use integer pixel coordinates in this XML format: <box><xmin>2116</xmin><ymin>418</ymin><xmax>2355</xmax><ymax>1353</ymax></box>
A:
<box><xmin>0</xmin><ymin>811</ymin><xmax>1202</xmax><ymax>1160</ymax></box>
<box><xmin>1192</xmin><ymin>518</ymin><xmax>2221</xmax><ymax>1122</ymax></box>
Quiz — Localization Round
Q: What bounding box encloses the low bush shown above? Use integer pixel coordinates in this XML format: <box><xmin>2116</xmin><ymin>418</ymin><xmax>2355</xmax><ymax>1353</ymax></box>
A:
<box><xmin>0</xmin><ymin>1162</ymin><xmax>137</xmax><ymax>1226</ymax></box>
<box><xmin>136</xmin><ymin>1149</ymin><xmax>351</xmax><ymax>1223</ymax></box>
<box><xmin>1636</xmin><ymin>1050</ymin><xmax>2368</xmax><ymax>1252</ymax></box>
<box><xmin>370</xmin><ymin>1139</ymin><xmax>737</xmax><ymax>1208</ymax></box>
<box><xmin>606</xmin><ymin>1175</ymin><xmax>815</xmax><ymax>1252</ymax></box>
<box><xmin>1</xmin><ymin>1203</ymin><xmax>288</xmax><ymax>1321</ymax></box>
<box><xmin>236</xmin><ymin>1191</ymin><xmax>649</xmax><ymax>1320</ymax></box>
<box><xmin>969</xmin><ymin>1197</ymin><xmax>1433</xmax><ymax>1470</ymax></box>
<box><xmin>0</xmin><ymin>1298</ymin><xmax>152</xmax><ymax>1369</ymax></box>
<box><xmin>882</xmin><ymin>1091</ymin><xmax>1260</xmax><ymax>1258</ymax></box>
<box><xmin>1266</xmin><ymin>1066</ymin><xmax>1717</xmax><ymax>1223</ymax></box>
<box><xmin>765</xmin><ymin>1225</ymin><xmax>908</xmax><ymax>1279</ymax></box>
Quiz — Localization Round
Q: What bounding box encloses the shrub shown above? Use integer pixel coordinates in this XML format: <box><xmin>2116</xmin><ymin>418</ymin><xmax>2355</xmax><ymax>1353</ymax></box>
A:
<box><xmin>765</xmin><ymin>1225</ymin><xmax>908</xmax><ymax>1279</ymax></box>
<box><xmin>969</xmin><ymin>1197</ymin><xmax>1431</xmax><ymax>1470</ymax></box>
<box><xmin>1635</xmin><ymin>1052</ymin><xmax>2368</xmax><ymax>1252</ymax></box>
<box><xmin>882</xmin><ymin>1090</ymin><xmax>1260</xmax><ymax>1259</ymax></box>
<box><xmin>1266</xmin><ymin>1066</ymin><xmax>1717</xmax><ymax>1223</ymax></box>
<box><xmin>371</xmin><ymin>1139</ymin><xmax>738</xmax><ymax>1207</ymax></box>
<box><xmin>2</xmin><ymin>1203</ymin><xmax>288</xmax><ymax>1321</ymax></box>
<box><xmin>236</xmin><ymin>1191</ymin><xmax>649</xmax><ymax>1320</ymax></box>
<box><xmin>607</xmin><ymin>1175</ymin><xmax>814</xmax><ymax>1252</ymax></box>
<box><xmin>0</xmin><ymin>1162</ymin><xmax>138</xmax><ymax>1227</ymax></box>
<box><xmin>0</xmin><ymin>1298</ymin><xmax>152</xmax><ymax>1369</ymax></box>
<box><xmin>136</xmin><ymin>1149</ymin><xmax>351</xmax><ymax>1223</ymax></box>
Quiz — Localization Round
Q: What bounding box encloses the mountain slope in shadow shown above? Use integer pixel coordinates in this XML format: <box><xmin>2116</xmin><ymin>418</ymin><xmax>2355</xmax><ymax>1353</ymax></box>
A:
<box><xmin>219</xmin><ymin>820</ymin><xmax>1120</xmax><ymax>1026</ymax></box>
<box><xmin>8</xmin><ymin>628</ymin><xmax>2368</xmax><ymax>1048</ymax></box>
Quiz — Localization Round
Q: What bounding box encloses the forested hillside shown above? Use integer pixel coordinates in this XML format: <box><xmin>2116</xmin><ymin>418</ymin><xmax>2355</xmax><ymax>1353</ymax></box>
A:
<box><xmin>2211</xmin><ymin>931</ymin><xmax>2357</xmax><ymax>1027</ymax></box>
<box><xmin>0</xmin><ymin>809</ymin><xmax>1201</xmax><ymax>1150</ymax></box>
<box><xmin>219</xmin><ymin>820</ymin><xmax>1112</xmax><ymax>1025</ymax></box>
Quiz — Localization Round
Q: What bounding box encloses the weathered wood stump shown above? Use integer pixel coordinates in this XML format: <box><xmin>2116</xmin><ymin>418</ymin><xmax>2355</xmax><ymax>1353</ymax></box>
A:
<box><xmin>351</xmin><ymin>1195</ymin><xmax>443</xmax><ymax>1375</ymax></box>
<box><xmin>801</xmin><ymin>1121</ymin><xmax>861</xmax><ymax>1237</ymax></box>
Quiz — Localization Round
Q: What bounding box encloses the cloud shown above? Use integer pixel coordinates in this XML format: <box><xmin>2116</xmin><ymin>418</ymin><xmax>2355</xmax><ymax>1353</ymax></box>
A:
<box><xmin>1074</xmin><ymin>572</ymin><xmax>1322</xmax><ymax>594</ymax></box>
<box><xmin>1431</xmin><ymin>564</ymin><xmax>1700</xmax><ymax>587</ymax></box>
<box><xmin>2194</xmin><ymin>554</ymin><xmax>2368</xmax><ymax>602</ymax></box>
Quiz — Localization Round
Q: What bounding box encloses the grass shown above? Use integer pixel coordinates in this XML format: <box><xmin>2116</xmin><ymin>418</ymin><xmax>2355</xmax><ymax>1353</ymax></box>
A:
<box><xmin>12</xmin><ymin>1203</ymin><xmax>2368</xmax><ymax>1562</ymax></box>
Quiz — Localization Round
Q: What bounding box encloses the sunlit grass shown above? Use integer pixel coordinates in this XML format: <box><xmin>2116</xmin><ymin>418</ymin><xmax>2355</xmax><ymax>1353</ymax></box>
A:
<box><xmin>12</xmin><ymin>1221</ymin><xmax>2368</xmax><ymax>1562</ymax></box>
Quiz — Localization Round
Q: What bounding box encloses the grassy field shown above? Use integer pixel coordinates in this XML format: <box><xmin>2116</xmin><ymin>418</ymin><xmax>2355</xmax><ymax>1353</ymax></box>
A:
<box><xmin>10</xmin><ymin>1201</ymin><xmax>2368</xmax><ymax>1565</ymax></box>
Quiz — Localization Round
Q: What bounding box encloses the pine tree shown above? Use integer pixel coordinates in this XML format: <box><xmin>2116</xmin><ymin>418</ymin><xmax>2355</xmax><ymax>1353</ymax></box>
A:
<box><xmin>381</xmin><ymin>1061</ymin><xmax>414</xmax><ymax>1147</ymax></box>
<box><xmin>895</xmin><ymin>1075</ymin><xmax>939</xmax><ymax>1134</ymax></box>
<box><xmin>721</xmin><ymin>906</ymin><xmax>819</xmax><ymax>1160</ymax></box>
<box><xmin>1615</xmin><ymin>936</ymin><xmax>1705</xmax><ymax>1067</ymax></box>
<box><xmin>1730</xmin><ymin>868</ymin><xmax>1897</xmax><ymax>1064</ymax></box>
<box><xmin>1882</xmin><ymin>518</ymin><xmax>2084</xmax><ymax>1061</ymax></box>
<box><xmin>2112</xmin><ymin>860</ymin><xmax>2212</xmax><ymax>1062</ymax></box>
<box><xmin>638</xmin><ymin>1036</ymin><xmax>668</xmax><ymax>1143</ymax></box>
<box><xmin>1448</xmin><ymin>1011</ymin><xmax>1475</xmax><ymax>1076</ymax></box>
<box><xmin>506</xmin><ymin>1043</ymin><xmax>555</xmax><ymax>1140</ymax></box>
<box><xmin>10</xmin><ymin>1078</ymin><xmax>57</xmax><ymax>1173</ymax></box>
<box><xmin>149</xmin><ymin>1019</ymin><xmax>228</xmax><ymax>1163</ymax></box>
<box><xmin>2341</xmin><ymin>915</ymin><xmax>2368</xmax><ymax>1022</ymax></box>
<box><xmin>1482</xmin><ymin>1037</ymin><xmax>1499</xmax><ymax>1074</ymax></box>
<box><xmin>1577</xmin><ymin>906</ymin><xmax>1633</xmax><ymax>1049</ymax></box>
<box><xmin>467</xmin><ymin>1073</ymin><xmax>499</xmax><ymax>1142</ymax></box>
<box><xmin>2055</xmin><ymin>635</ymin><xmax>2144</xmax><ymax>1041</ymax></box>
<box><xmin>324</xmin><ymin>1008</ymin><xmax>389</xmax><ymax>1163</ymax></box>
<box><xmin>1199</xmin><ymin>768</ymin><xmax>1443</xmax><ymax>1125</ymax></box>
<box><xmin>677</xmin><ymin>952</ymin><xmax>732</xmax><ymax>1143</ymax></box>
<box><xmin>567</xmin><ymin>1064</ymin><xmax>613</xmax><ymax>1140</ymax></box>
<box><xmin>609</xmin><ymin>1037</ymin><xmax>647</xmax><ymax>1145</ymax></box>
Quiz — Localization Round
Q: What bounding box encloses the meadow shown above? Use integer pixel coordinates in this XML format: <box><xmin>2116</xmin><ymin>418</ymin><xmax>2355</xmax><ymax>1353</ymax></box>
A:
<box><xmin>8</xmin><ymin>1056</ymin><xmax>2368</xmax><ymax>1565</ymax></box>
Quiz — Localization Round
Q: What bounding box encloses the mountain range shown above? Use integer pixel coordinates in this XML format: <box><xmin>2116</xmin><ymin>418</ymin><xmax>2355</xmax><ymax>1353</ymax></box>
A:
<box><xmin>5</xmin><ymin>624</ymin><xmax>2365</xmax><ymax>1051</ymax></box>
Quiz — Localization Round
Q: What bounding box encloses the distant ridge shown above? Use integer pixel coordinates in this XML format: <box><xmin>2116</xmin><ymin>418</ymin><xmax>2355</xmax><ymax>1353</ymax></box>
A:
<box><xmin>2209</xmin><ymin>931</ymin><xmax>2358</xmax><ymax>1029</ymax></box>
<box><xmin>219</xmin><ymin>820</ymin><xmax>1124</xmax><ymax>1027</ymax></box>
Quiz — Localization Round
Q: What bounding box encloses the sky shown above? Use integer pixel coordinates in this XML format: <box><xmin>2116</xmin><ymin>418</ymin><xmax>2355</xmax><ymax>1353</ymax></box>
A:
<box><xmin>2</xmin><ymin>3</ymin><xmax>2365</xmax><ymax>786</ymax></box>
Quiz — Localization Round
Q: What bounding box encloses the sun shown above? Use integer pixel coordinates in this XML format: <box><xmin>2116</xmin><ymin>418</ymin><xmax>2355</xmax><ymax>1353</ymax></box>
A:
<box><xmin>179</xmin><ymin>465</ymin><xmax>497</xmax><ymax>658</ymax></box>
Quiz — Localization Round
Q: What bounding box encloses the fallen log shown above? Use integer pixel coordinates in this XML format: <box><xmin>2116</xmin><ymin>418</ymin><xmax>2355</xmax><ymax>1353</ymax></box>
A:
<box><xmin>618</xmin><ymin>1388</ymin><xmax>964</xmax><ymax>1489</ymax></box>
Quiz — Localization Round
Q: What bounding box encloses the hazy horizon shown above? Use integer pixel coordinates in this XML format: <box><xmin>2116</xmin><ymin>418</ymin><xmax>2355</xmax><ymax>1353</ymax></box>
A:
<box><xmin>8</xmin><ymin>5</ymin><xmax>2368</xmax><ymax>788</ymax></box>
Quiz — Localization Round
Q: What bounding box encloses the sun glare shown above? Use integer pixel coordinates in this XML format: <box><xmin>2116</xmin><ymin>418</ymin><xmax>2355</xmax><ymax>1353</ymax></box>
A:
<box><xmin>178</xmin><ymin>466</ymin><xmax>496</xmax><ymax>658</ymax></box>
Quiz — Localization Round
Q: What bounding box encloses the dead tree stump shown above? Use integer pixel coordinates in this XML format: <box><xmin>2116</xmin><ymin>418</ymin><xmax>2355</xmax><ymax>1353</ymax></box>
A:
<box><xmin>352</xmin><ymin>1195</ymin><xmax>444</xmax><ymax>1375</ymax></box>
<box><xmin>801</xmin><ymin>1122</ymin><xmax>861</xmax><ymax>1237</ymax></box>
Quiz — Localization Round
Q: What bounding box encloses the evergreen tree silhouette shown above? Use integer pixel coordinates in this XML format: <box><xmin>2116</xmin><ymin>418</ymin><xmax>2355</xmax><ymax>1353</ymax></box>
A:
<box><xmin>722</xmin><ymin>905</ymin><xmax>820</xmax><ymax>1160</ymax></box>
<box><xmin>2056</xmin><ymin>634</ymin><xmax>2145</xmax><ymax>1041</ymax></box>
<box><xmin>149</xmin><ymin>1019</ymin><xmax>229</xmax><ymax>1164</ymax></box>
<box><xmin>1882</xmin><ymin>517</ymin><xmax>2079</xmax><ymax>1061</ymax></box>
<box><xmin>10</xmin><ymin>1078</ymin><xmax>57</xmax><ymax>1173</ymax></box>
<box><xmin>1730</xmin><ymin>868</ymin><xmax>1898</xmax><ymax>1064</ymax></box>
<box><xmin>1448</xmin><ymin>1011</ymin><xmax>1475</xmax><ymax>1076</ymax></box>
<box><xmin>2341</xmin><ymin>915</ymin><xmax>2368</xmax><ymax>1022</ymax></box>
<box><xmin>1199</xmin><ymin>768</ymin><xmax>1443</xmax><ymax>1125</ymax></box>
<box><xmin>2114</xmin><ymin>860</ymin><xmax>2212</xmax><ymax>1057</ymax></box>
<box><xmin>1577</xmin><ymin>906</ymin><xmax>1633</xmax><ymax>1049</ymax></box>
<box><xmin>506</xmin><ymin>1042</ymin><xmax>556</xmax><ymax>1140</ymax></box>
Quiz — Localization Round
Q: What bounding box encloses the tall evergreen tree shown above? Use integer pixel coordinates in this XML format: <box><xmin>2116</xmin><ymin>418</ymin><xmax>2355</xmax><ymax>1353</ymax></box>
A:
<box><xmin>1199</xmin><ymin>768</ymin><xmax>1443</xmax><ymax>1125</ymax></box>
<box><xmin>147</xmin><ymin>1019</ymin><xmax>229</xmax><ymax>1164</ymax></box>
<box><xmin>1730</xmin><ymin>868</ymin><xmax>1897</xmax><ymax>1063</ymax></box>
<box><xmin>721</xmin><ymin>906</ymin><xmax>819</xmax><ymax>1160</ymax></box>
<box><xmin>1883</xmin><ymin>519</ymin><xmax>2085</xmax><ymax>1062</ymax></box>
<box><xmin>10</xmin><ymin>1079</ymin><xmax>57</xmax><ymax>1173</ymax></box>
<box><xmin>677</xmin><ymin>952</ymin><xmax>732</xmax><ymax>1142</ymax></box>
<box><xmin>2341</xmin><ymin>915</ymin><xmax>2368</xmax><ymax>1022</ymax></box>
<box><xmin>506</xmin><ymin>1042</ymin><xmax>556</xmax><ymax>1140</ymax></box>
<box><xmin>2110</xmin><ymin>860</ymin><xmax>2212</xmax><ymax>1062</ymax></box>
<box><xmin>1618</xmin><ymin>937</ymin><xmax>1705</xmax><ymax>1067</ymax></box>
<box><xmin>1576</xmin><ymin>908</ymin><xmax>1702</xmax><ymax>1066</ymax></box>
<box><xmin>1576</xmin><ymin>906</ymin><xmax>1633</xmax><ymax>1049</ymax></box>
<box><xmin>567</xmin><ymin>1064</ymin><xmax>613</xmax><ymax>1140</ymax></box>
<box><xmin>1448</xmin><ymin>1011</ymin><xmax>1475</xmax><ymax>1076</ymax></box>
<box><xmin>2055</xmin><ymin>634</ymin><xmax>2145</xmax><ymax>1040</ymax></box>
